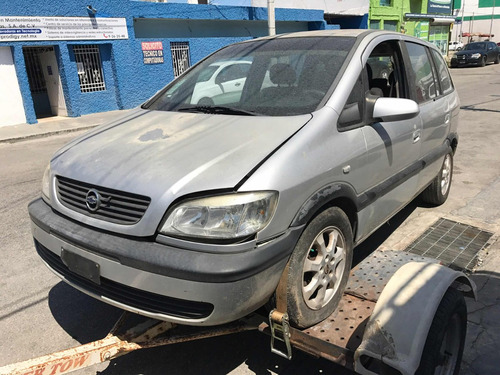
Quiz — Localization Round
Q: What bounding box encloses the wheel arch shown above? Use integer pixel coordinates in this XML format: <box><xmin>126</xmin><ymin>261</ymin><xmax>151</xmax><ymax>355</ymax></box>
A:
<box><xmin>354</xmin><ymin>262</ymin><xmax>476</xmax><ymax>375</ymax></box>
<box><xmin>290</xmin><ymin>183</ymin><xmax>358</xmax><ymax>237</ymax></box>
<box><xmin>447</xmin><ymin>132</ymin><xmax>458</xmax><ymax>155</ymax></box>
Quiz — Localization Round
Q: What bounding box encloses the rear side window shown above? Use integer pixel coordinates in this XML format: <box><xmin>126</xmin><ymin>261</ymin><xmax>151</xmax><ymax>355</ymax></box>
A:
<box><xmin>430</xmin><ymin>49</ymin><xmax>453</xmax><ymax>96</ymax></box>
<box><xmin>405</xmin><ymin>42</ymin><xmax>437</xmax><ymax>104</ymax></box>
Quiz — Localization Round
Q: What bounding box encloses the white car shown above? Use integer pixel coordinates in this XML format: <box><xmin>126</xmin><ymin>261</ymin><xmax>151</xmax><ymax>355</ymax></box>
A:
<box><xmin>190</xmin><ymin>60</ymin><xmax>251</xmax><ymax>105</ymax></box>
<box><xmin>449</xmin><ymin>41</ymin><xmax>464</xmax><ymax>51</ymax></box>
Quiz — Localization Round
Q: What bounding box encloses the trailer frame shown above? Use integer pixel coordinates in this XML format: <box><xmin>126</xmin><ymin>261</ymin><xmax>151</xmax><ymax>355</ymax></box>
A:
<box><xmin>0</xmin><ymin>250</ymin><xmax>476</xmax><ymax>375</ymax></box>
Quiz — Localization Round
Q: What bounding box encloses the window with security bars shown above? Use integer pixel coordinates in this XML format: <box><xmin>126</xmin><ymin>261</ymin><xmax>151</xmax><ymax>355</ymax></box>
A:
<box><xmin>170</xmin><ymin>42</ymin><xmax>191</xmax><ymax>78</ymax></box>
<box><xmin>73</xmin><ymin>45</ymin><xmax>106</xmax><ymax>93</ymax></box>
<box><xmin>22</xmin><ymin>47</ymin><xmax>50</xmax><ymax>94</ymax></box>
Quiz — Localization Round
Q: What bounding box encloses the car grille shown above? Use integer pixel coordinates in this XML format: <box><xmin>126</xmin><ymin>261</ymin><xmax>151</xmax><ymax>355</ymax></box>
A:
<box><xmin>35</xmin><ymin>241</ymin><xmax>214</xmax><ymax>319</ymax></box>
<box><xmin>56</xmin><ymin>175</ymin><xmax>151</xmax><ymax>225</ymax></box>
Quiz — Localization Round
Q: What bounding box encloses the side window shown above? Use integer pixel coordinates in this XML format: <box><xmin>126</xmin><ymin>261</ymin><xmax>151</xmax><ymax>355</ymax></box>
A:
<box><xmin>405</xmin><ymin>42</ymin><xmax>438</xmax><ymax>104</ymax></box>
<box><xmin>431</xmin><ymin>49</ymin><xmax>454</xmax><ymax>96</ymax></box>
<box><xmin>366</xmin><ymin>41</ymin><xmax>407</xmax><ymax>99</ymax></box>
<box><xmin>216</xmin><ymin>63</ymin><xmax>247</xmax><ymax>84</ymax></box>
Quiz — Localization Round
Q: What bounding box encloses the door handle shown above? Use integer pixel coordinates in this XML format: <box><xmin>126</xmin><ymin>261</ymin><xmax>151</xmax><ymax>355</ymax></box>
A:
<box><xmin>413</xmin><ymin>130</ymin><xmax>421</xmax><ymax>143</ymax></box>
<box><xmin>235</xmin><ymin>82</ymin><xmax>241</xmax><ymax>87</ymax></box>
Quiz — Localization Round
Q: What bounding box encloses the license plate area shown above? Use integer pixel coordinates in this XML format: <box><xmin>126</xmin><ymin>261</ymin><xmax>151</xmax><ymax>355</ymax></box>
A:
<box><xmin>61</xmin><ymin>248</ymin><xmax>101</xmax><ymax>285</ymax></box>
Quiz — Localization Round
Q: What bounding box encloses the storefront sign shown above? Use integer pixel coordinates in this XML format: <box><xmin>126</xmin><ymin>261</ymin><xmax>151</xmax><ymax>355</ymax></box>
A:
<box><xmin>405</xmin><ymin>13</ymin><xmax>455</xmax><ymax>20</ymax></box>
<box><xmin>0</xmin><ymin>16</ymin><xmax>128</xmax><ymax>42</ymax></box>
<box><xmin>427</xmin><ymin>0</ymin><xmax>452</xmax><ymax>15</ymax></box>
<box><xmin>142</xmin><ymin>41</ymin><xmax>164</xmax><ymax>64</ymax></box>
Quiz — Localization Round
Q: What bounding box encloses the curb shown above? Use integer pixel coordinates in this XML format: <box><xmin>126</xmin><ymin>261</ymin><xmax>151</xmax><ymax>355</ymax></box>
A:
<box><xmin>0</xmin><ymin>125</ymin><xmax>98</xmax><ymax>144</ymax></box>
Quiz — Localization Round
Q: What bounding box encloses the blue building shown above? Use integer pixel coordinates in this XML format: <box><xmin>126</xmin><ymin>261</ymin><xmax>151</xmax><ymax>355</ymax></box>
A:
<box><xmin>0</xmin><ymin>1</ymin><xmax>347</xmax><ymax>126</ymax></box>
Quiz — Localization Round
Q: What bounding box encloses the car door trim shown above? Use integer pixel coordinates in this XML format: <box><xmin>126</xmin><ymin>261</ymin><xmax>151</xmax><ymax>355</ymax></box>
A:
<box><xmin>291</xmin><ymin>142</ymin><xmax>451</xmax><ymax>227</ymax></box>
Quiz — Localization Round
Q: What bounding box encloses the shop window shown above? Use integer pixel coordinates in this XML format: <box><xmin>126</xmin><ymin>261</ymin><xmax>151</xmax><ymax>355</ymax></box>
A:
<box><xmin>171</xmin><ymin>42</ymin><xmax>191</xmax><ymax>78</ymax></box>
<box><xmin>73</xmin><ymin>45</ymin><xmax>106</xmax><ymax>93</ymax></box>
<box><xmin>380</xmin><ymin>0</ymin><xmax>391</xmax><ymax>6</ymax></box>
<box><xmin>383</xmin><ymin>21</ymin><xmax>398</xmax><ymax>31</ymax></box>
<box><xmin>370</xmin><ymin>20</ymin><xmax>381</xmax><ymax>29</ymax></box>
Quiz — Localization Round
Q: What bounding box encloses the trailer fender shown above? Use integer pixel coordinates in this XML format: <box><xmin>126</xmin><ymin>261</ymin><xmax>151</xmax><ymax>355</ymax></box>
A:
<box><xmin>354</xmin><ymin>261</ymin><xmax>476</xmax><ymax>375</ymax></box>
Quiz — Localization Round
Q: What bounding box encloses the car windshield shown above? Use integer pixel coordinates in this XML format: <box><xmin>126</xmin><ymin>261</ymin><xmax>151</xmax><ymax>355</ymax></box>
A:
<box><xmin>464</xmin><ymin>42</ymin><xmax>487</xmax><ymax>51</ymax></box>
<box><xmin>144</xmin><ymin>36</ymin><xmax>355</xmax><ymax>116</ymax></box>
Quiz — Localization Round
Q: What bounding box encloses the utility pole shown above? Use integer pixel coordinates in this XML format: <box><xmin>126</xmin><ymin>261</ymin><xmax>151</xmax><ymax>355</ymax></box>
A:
<box><xmin>459</xmin><ymin>0</ymin><xmax>465</xmax><ymax>42</ymax></box>
<box><xmin>268</xmin><ymin>0</ymin><xmax>276</xmax><ymax>36</ymax></box>
<box><xmin>489</xmin><ymin>0</ymin><xmax>496</xmax><ymax>39</ymax></box>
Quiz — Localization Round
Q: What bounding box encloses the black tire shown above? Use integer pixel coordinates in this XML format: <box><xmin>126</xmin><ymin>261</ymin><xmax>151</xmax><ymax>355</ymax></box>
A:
<box><xmin>421</xmin><ymin>152</ymin><xmax>453</xmax><ymax>206</ymax></box>
<box><xmin>197</xmin><ymin>97</ymin><xmax>214</xmax><ymax>106</ymax></box>
<box><xmin>480</xmin><ymin>56</ymin><xmax>486</xmax><ymax>67</ymax></box>
<box><xmin>283</xmin><ymin>207</ymin><xmax>353</xmax><ymax>329</ymax></box>
<box><xmin>494</xmin><ymin>54</ymin><xmax>500</xmax><ymax>64</ymax></box>
<box><xmin>416</xmin><ymin>288</ymin><xmax>467</xmax><ymax>375</ymax></box>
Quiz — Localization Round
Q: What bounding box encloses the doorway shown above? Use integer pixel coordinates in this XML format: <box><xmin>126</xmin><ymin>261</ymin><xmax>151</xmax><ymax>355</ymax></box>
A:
<box><xmin>23</xmin><ymin>46</ymin><xmax>68</xmax><ymax>119</ymax></box>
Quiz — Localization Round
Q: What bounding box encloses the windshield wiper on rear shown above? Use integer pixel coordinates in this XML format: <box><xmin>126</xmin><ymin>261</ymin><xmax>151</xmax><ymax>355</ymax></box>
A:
<box><xmin>176</xmin><ymin>105</ymin><xmax>258</xmax><ymax>116</ymax></box>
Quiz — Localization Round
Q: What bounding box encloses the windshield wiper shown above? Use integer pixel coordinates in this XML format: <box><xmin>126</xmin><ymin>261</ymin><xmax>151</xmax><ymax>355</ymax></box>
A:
<box><xmin>177</xmin><ymin>105</ymin><xmax>258</xmax><ymax>116</ymax></box>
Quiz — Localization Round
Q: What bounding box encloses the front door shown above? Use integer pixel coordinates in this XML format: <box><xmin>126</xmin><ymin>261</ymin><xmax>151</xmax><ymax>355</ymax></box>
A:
<box><xmin>357</xmin><ymin>39</ymin><xmax>423</xmax><ymax>239</ymax></box>
<box><xmin>38</xmin><ymin>47</ymin><xmax>67</xmax><ymax>116</ymax></box>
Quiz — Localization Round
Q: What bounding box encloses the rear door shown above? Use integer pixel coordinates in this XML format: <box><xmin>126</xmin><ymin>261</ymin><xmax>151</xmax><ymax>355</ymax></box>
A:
<box><xmin>403</xmin><ymin>43</ymin><xmax>454</xmax><ymax>191</ymax></box>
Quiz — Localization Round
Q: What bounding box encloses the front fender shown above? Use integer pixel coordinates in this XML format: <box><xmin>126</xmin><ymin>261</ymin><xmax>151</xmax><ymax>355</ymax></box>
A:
<box><xmin>354</xmin><ymin>262</ymin><xmax>476</xmax><ymax>375</ymax></box>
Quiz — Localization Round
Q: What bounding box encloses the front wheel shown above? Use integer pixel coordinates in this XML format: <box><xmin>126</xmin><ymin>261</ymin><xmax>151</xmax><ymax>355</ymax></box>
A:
<box><xmin>480</xmin><ymin>56</ymin><xmax>486</xmax><ymax>67</ymax></box>
<box><xmin>416</xmin><ymin>288</ymin><xmax>467</xmax><ymax>375</ymax></box>
<box><xmin>421</xmin><ymin>152</ymin><xmax>453</xmax><ymax>206</ymax></box>
<box><xmin>282</xmin><ymin>207</ymin><xmax>353</xmax><ymax>329</ymax></box>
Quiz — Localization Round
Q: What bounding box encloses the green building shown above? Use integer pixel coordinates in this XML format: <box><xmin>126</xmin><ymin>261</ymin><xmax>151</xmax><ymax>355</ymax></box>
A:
<box><xmin>369</xmin><ymin>0</ymin><xmax>457</xmax><ymax>54</ymax></box>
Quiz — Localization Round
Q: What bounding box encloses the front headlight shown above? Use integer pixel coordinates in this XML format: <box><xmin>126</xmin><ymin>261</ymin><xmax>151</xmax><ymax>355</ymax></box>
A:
<box><xmin>471</xmin><ymin>53</ymin><xmax>481</xmax><ymax>59</ymax></box>
<box><xmin>41</xmin><ymin>164</ymin><xmax>51</xmax><ymax>203</ymax></box>
<box><xmin>159</xmin><ymin>191</ymin><xmax>278</xmax><ymax>240</ymax></box>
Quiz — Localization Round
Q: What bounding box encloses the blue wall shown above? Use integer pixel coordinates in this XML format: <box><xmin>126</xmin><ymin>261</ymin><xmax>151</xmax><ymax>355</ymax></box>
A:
<box><xmin>328</xmin><ymin>14</ymin><xmax>369</xmax><ymax>29</ymax></box>
<box><xmin>1</xmin><ymin>1</ymin><xmax>329</xmax><ymax>124</ymax></box>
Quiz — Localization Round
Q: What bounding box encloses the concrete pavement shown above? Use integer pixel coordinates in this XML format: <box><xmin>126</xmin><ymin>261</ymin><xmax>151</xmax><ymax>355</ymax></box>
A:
<box><xmin>0</xmin><ymin>109</ymin><xmax>130</xmax><ymax>144</ymax></box>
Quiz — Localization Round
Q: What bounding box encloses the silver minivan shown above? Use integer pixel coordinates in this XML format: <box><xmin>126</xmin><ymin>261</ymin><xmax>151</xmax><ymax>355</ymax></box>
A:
<box><xmin>29</xmin><ymin>30</ymin><xmax>459</xmax><ymax>328</ymax></box>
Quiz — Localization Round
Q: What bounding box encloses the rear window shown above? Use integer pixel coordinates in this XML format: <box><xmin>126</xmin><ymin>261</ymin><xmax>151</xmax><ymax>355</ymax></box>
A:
<box><xmin>145</xmin><ymin>37</ymin><xmax>356</xmax><ymax>116</ymax></box>
<box><xmin>431</xmin><ymin>49</ymin><xmax>453</xmax><ymax>96</ymax></box>
<box><xmin>405</xmin><ymin>42</ymin><xmax>438</xmax><ymax>104</ymax></box>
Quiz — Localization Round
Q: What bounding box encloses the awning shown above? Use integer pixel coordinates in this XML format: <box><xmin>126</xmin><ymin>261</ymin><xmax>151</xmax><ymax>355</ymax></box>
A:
<box><xmin>430</xmin><ymin>18</ymin><xmax>455</xmax><ymax>25</ymax></box>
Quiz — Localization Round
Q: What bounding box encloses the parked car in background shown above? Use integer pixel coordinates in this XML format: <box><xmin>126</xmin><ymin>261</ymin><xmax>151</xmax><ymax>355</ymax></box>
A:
<box><xmin>451</xmin><ymin>41</ymin><xmax>500</xmax><ymax>67</ymax></box>
<box><xmin>190</xmin><ymin>60</ymin><xmax>251</xmax><ymax>105</ymax></box>
<box><xmin>449</xmin><ymin>41</ymin><xmax>464</xmax><ymax>51</ymax></box>
<box><xmin>29</xmin><ymin>30</ymin><xmax>460</xmax><ymax>332</ymax></box>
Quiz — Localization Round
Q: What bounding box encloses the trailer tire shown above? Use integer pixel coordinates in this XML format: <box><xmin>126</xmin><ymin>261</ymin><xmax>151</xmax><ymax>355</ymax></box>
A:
<box><xmin>416</xmin><ymin>287</ymin><xmax>467</xmax><ymax>375</ymax></box>
<box><xmin>285</xmin><ymin>207</ymin><xmax>353</xmax><ymax>329</ymax></box>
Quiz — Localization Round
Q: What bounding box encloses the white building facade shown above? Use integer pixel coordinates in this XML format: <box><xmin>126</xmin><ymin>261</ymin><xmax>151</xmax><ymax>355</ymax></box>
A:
<box><xmin>452</xmin><ymin>0</ymin><xmax>500</xmax><ymax>42</ymax></box>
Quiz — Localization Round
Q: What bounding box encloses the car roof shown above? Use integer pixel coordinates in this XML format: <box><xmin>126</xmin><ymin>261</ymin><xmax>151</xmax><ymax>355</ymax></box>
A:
<box><xmin>249</xmin><ymin>29</ymin><xmax>401</xmax><ymax>41</ymax></box>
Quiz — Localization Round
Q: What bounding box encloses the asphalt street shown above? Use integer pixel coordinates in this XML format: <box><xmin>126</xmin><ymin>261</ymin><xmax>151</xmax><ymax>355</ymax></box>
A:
<box><xmin>0</xmin><ymin>64</ymin><xmax>499</xmax><ymax>375</ymax></box>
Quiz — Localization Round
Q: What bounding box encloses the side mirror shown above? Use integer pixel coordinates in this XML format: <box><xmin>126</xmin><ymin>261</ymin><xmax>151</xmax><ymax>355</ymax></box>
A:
<box><xmin>369</xmin><ymin>97</ymin><xmax>419</xmax><ymax>123</ymax></box>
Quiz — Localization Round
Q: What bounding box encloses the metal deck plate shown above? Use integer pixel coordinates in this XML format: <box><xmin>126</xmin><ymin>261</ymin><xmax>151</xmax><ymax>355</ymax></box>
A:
<box><xmin>302</xmin><ymin>250</ymin><xmax>435</xmax><ymax>352</ymax></box>
<box><xmin>405</xmin><ymin>218</ymin><xmax>493</xmax><ymax>271</ymax></box>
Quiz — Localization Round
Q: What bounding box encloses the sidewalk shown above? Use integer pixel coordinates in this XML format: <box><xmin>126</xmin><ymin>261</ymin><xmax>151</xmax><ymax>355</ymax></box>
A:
<box><xmin>0</xmin><ymin>109</ymin><xmax>130</xmax><ymax>143</ymax></box>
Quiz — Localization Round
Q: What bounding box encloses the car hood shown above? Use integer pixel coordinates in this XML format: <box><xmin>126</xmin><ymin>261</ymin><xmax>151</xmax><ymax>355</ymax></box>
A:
<box><xmin>50</xmin><ymin>108</ymin><xmax>312</xmax><ymax>235</ymax></box>
<box><xmin>455</xmin><ymin>49</ymin><xmax>485</xmax><ymax>56</ymax></box>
